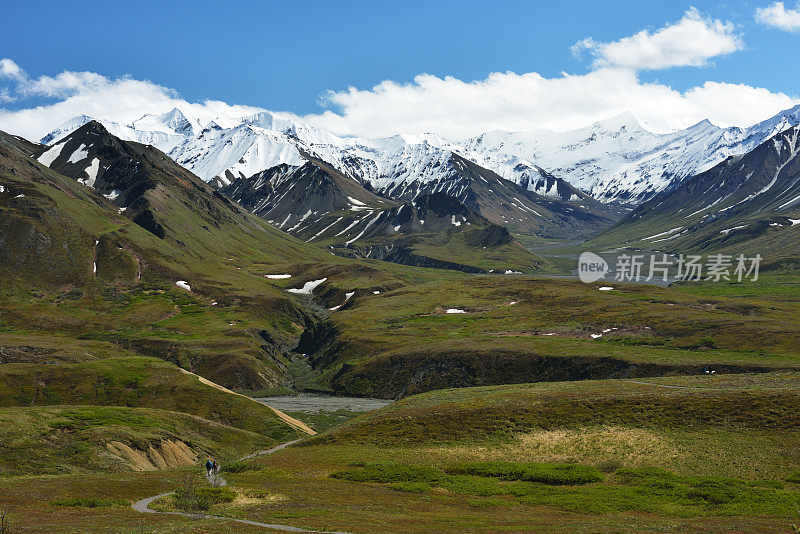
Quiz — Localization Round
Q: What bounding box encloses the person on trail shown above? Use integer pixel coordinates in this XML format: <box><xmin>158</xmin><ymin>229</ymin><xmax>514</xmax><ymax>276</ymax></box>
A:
<box><xmin>205</xmin><ymin>459</ymin><xmax>213</xmax><ymax>476</ymax></box>
<box><xmin>212</xmin><ymin>460</ymin><xmax>219</xmax><ymax>475</ymax></box>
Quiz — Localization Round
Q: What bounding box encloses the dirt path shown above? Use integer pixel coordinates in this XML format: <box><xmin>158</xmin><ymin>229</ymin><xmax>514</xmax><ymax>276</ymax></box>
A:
<box><xmin>177</xmin><ymin>368</ymin><xmax>316</xmax><ymax>435</ymax></box>
<box><xmin>132</xmin><ymin>440</ymin><xmax>352</xmax><ymax>534</ymax></box>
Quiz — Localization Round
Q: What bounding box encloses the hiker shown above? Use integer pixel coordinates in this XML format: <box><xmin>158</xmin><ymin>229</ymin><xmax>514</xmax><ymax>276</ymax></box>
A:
<box><xmin>205</xmin><ymin>459</ymin><xmax>213</xmax><ymax>476</ymax></box>
<box><xmin>212</xmin><ymin>460</ymin><xmax>219</xmax><ymax>475</ymax></box>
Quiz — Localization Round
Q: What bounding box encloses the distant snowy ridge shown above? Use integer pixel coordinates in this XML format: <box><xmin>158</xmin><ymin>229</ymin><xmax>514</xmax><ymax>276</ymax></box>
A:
<box><xmin>40</xmin><ymin>104</ymin><xmax>800</xmax><ymax>207</ymax></box>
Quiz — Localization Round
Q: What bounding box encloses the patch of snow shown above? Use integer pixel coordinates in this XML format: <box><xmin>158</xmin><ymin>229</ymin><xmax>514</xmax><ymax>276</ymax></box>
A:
<box><xmin>451</xmin><ymin>215</ymin><xmax>462</xmax><ymax>227</ymax></box>
<box><xmin>14</xmin><ymin>194</ymin><xmax>24</xmax><ymax>199</ymax></box>
<box><xmin>344</xmin><ymin>291</ymin><xmax>355</xmax><ymax>301</ymax></box>
<box><xmin>118</xmin><ymin>207</ymin><xmax>127</xmax><ymax>213</ymax></box>
<box><xmin>504</xmin><ymin>270</ymin><xmax>523</xmax><ymax>275</ymax></box>
<box><xmin>509</xmin><ymin>301</ymin><xmax>517</xmax><ymax>305</ymax></box>
<box><xmin>266</xmin><ymin>274</ymin><xmax>292</xmax><ymax>279</ymax></box>
<box><xmin>446</xmin><ymin>308</ymin><xmax>466</xmax><ymax>314</ymax></box>
<box><xmin>103</xmin><ymin>190</ymin><xmax>121</xmax><ymax>200</ymax></box>
<box><xmin>790</xmin><ymin>219</ymin><xmax>800</xmax><ymax>226</ymax></box>
<box><xmin>288</xmin><ymin>209</ymin><xmax>313</xmax><ymax>232</ymax></box>
<box><xmin>175</xmin><ymin>280</ymin><xmax>191</xmax><ymax>291</ymax></box>
<box><xmin>309</xmin><ymin>216</ymin><xmax>343</xmax><ymax>242</ymax></box>
<box><xmin>329</xmin><ymin>305</ymin><xmax>341</xmax><ymax>311</ymax></box>
<box><xmin>93</xmin><ymin>262</ymin><xmax>97</xmax><ymax>274</ymax></box>
<box><xmin>642</xmin><ymin>227</ymin><xmax>683</xmax><ymax>241</ymax></box>
<box><xmin>393</xmin><ymin>225</ymin><xmax>401</xmax><ymax>232</ymax></box>
<box><xmin>373</xmin><ymin>290</ymin><xmax>381</xmax><ymax>295</ymax></box>
<box><xmin>720</xmin><ymin>225</ymin><xmax>746</xmax><ymax>235</ymax></box>
<box><xmin>590</xmin><ymin>333</ymin><xmax>603</xmax><ymax>339</ymax></box>
<box><xmin>0</xmin><ymin>185</ymin><xmax>4</xmax><ymax>193</ymax></box>
<box><xmin>67</xmin><ymin>144</ymin><xmax>89</xmax><ymax>163</ymax></box>
<box><xmin>79</xmin><ymin>158</ymin><xmax>101</xmax><ymax>188</ymax></box>
<box><xmin>36</xmin><ymin>141</ymin><xmax>67</xmax><ymax>167</ymax></box>
<box><xmin>598</xmin><ymin>286</ymin><xmax>614</xmax><ymax>291</ymax></box>
<box><xmin>347</xmin><ymin>196</ymin><xmax>366</xmax><ymax>206</ymax></box>
<box><xmin>287</xmin><ymin>277</ymin><xmax>327</xmax><ymax>294</ymax></box>
<box><xmin>543</xmin><ymin>332</ymin><xmax>556</xmax><ymax>336</ymax></box>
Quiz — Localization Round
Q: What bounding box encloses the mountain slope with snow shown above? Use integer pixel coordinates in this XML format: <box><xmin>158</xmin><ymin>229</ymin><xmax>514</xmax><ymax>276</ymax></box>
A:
<box><xmin>591</xmin><ymin>125</ymin><xmax>800</xmax><ymax>258</ymax></box>
<box><xmin>465</xmin><ymin>106</ymin><xmax>800</xmax><ymax>205</ymax></box>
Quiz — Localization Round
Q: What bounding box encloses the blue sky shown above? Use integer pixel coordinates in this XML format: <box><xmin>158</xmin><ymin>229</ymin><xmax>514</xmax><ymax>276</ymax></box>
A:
<box><xmin>1</xmin><ymin>0</ymin><xmax>799</xmax><ymax>139</ymax></box>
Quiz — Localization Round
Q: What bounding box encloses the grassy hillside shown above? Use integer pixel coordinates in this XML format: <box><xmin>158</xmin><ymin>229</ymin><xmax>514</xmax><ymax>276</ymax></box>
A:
<box><xmin>300</xmin><ymin>275</ymin><xmax>800</xmax><ymax>397</ymax></box>
<box><xmin>129</xmin><ymin>373</ymin><xmax>800</xmax><ymax>533</ymax></box>
<box><xmin>0</xmin><ymin>405</ymin><xmax>279</xmax><ymax>476</ymax></box>
<box><xmin>0</xmin><ymin>356</ymin><xmax>300</xmax><ymax>439</ymax></box>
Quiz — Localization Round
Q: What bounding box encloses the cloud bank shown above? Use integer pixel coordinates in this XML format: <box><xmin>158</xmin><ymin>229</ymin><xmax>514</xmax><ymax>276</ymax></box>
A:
<box><xmin>306</xmin><ymin>69</ymin><xmax>797</xmax><ymax>138</ymax></box>
<box><xmin>0</xmin><ymin>59</ymin><xmax>262</xmax><ymax>141</ymax></box>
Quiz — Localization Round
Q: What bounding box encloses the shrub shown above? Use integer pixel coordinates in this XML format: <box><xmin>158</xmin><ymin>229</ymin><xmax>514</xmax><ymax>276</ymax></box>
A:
<box><xmin>222</xmin><ymin>460</ymin><xmax>257</xmax><ymax>473</ymax></box>
<box><xmin>173</xmin><ymin>484</ymin><xmax>236</xmax><ymax>511</ymax></box>
<box><xmin>786</xmin><ymin>471</ymin><xmax>800</xmax><ymax>483</ymax></box>
<box><xmin>331</xmin><ymin>462</ymin><xmax>444</xmax><ymax>484</ymax></box>
<box><xmin>449</xmin><ymin>461</ymin><xmax>603</xmax><ymax>485</ymax></box>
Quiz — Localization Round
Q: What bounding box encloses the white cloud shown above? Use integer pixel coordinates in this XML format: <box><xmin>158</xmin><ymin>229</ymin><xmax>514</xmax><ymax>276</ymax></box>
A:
<box><xmin>0</xmin><ymin>58</ymin><xmax>25</xmax><ymax>81</ymax></box>
<box><xmin>755</xmin><ymin>2</ymin><xmax>800</xmax><ymax>32</ymax></box>
<box><xmin>0</xmin><ymin>59</ymin><xmax>263</xmax><ymax>141</ymax></box>
<box><xmin>306</xmin><ymin>69</ymin><xmax>798</xmax><ymax>139</ymax></box>
<box><xmin>572</xmin><ymin>8</ymin><xmax>743</xmax><ymax>70</ymax></box>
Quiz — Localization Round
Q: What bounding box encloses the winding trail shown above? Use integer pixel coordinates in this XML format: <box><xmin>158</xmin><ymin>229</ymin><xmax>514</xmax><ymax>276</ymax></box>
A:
<box><xmin>132</xmin><ymin>440</ymin><xmax>353</xmax><ymax>534</ymax></box>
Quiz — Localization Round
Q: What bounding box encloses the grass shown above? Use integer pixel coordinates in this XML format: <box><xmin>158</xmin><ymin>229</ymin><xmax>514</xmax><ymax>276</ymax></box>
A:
<box><xmin>305</xmin><ymin>274</ymin><xmax>800</xmax><ymax>396</ymax></box>
<box><xmin>0</xmin><ymin>356</ymin><xmax>300</xmax><ymax>439</ymax></box>
<box><xmin>310</xmin><ymin>373</ymin><xmax>800</xmax><ymax>480</ymax></box>
<box><xmin>0</xmin><ymin>405</ymin><xmax>280</xmax><ymax>476</ymax></box>
<box><xmin>330</xmin><ymin>461</ymin><xmax>800</xmax><ymax>517</ymax></box>
<box><xmin>51</xmin><ymin>498</ymin><xmax>129</xmax><ymax>508</ymax></box>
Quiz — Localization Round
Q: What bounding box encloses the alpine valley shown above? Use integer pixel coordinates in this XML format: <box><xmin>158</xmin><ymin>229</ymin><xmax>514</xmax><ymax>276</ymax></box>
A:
<box><xmin>2</xmin><ymin>95</ymin><xmax>800</xmax><ymax>533</ymax></box>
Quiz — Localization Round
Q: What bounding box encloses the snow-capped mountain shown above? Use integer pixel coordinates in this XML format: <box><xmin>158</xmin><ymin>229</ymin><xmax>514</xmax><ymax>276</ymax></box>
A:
<box><xmin>594</xmin><ymin>124</ymin><xmax>800</xmax><ymax>254</ymax></box>
<box><xmin>44</xmin><ymin>109</ymin><xmax>584</xmax><ymax>207</ymax></box>
<box><xmin>41</xmin><ymin>103</ymin><xmax>800</xmax><ymax>211</ymax></box>
<box><xmin>39</xmin><ymin>108</ymin><xmax>204</xmax><ymax>153</ymax></box>
<box><xmin>167</xmin><ymin>110</ymin><xmax>579</xmax><ymax>204</ymax></box>
<box><xmin>465</xmin><ymin>105</ymin><xmax>800</xmax><ymax>205</ymax></box>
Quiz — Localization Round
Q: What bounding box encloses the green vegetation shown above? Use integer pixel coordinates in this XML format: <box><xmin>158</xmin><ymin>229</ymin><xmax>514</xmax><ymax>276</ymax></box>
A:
<box><xmin>173</xmin><ymin>485</ymin><xmax>236</xmax><ymax>512</ymax></box>
<box><xmin>0</xmin><ymin>405</ymin><xmax>279</xmax><ymax>476</ymax></box>
<box><xmin>0</xmin><ymin>357</ymin><xmax>300</xmax><ymax>439</ymax></box>
<box><xmin>331</xmin><ymin>461</ymin><xmax>800</xmax><ymax>517</ymax></box>
<box><xmin>304</xmin><ymin>275</ymin><xmax>800</xmax><ymax>396</ymax></box>
<box><xmin>448</xmin><ymin>461</ymin><xmax>603</xmax><ymax>485</ymax></box>
<box><xmin>285</xmin><ymin>409</ymin><xmax>361</xmax><ymax>433</ymax></box>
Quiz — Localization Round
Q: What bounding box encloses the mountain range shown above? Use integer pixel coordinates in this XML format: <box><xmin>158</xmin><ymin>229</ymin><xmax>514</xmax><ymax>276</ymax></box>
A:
<box><xmin>40</xmin><ymin>104</ymin><xmax>800</xmax><ymax>211</ymax></box>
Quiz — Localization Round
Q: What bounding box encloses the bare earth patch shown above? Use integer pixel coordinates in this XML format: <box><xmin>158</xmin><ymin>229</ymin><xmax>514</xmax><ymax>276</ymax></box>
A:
<box><xmin>106</xmin><ymin>439</ymin><xmax>198</xmax><ymax>471</ymax></box>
